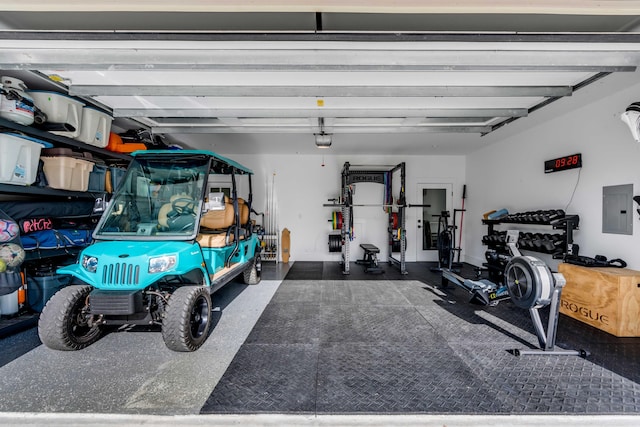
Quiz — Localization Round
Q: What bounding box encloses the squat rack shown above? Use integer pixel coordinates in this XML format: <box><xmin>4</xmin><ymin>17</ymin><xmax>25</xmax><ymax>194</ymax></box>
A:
<box><xmin>334</xmin><ymin>161</ymin><xmax>408</xmax><ymax>275</ymax></box>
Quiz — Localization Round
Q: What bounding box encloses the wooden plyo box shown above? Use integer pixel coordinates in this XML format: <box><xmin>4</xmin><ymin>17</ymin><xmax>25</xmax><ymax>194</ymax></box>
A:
<box><xmin>558</xmin><ymin>263</ymin><xmax>640</xmax><ymax>337</ymax></box>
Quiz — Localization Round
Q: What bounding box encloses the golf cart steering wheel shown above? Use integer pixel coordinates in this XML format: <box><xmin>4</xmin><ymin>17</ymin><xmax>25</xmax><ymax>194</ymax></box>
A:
<box><xmin>171</xmin><ymin>197</ymin><xmax>197</xmax><ymax>216</ymax></box>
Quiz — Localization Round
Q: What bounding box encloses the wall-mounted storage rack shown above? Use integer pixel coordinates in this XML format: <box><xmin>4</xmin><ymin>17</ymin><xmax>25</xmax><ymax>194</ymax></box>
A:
<box><xmin>482</xmin><ymin>210</ymin><xmax>579</xmax><ymax>283</ymax></box>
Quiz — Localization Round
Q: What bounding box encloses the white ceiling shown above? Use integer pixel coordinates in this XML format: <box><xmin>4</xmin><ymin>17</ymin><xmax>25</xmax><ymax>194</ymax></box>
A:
<box><xmin>1</xmin><ymin>2</ymin><xmax>640</xmax><ymax>155</ymax></box>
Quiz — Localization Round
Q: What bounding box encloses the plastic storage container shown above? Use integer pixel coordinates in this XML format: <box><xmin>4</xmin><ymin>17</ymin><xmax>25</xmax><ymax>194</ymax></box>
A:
<box><xmin>28</xmin><ymin>90</ymin><xmax>84</xmax><ymax>138</ymax></box>
<box><xmin>0</xmin><ymin>133</ymin><xmax>49</xmax><ymax>185</ymax></box>
<box><xmin>76</xmin><ymin>107</ymin><xmax>112</xmax><ymax>147</ymax></box>
<box><xmin>106</xmin><ymin>166</ymin><xmax>127</xmax><ymax>193</ymax></box>
<box><xmin>88</xmin><ymin>163</ymin><xmax>107</xmax><ymax>192</ymax></box>
<box><xmin>41</xmin><ymin>156</ymin><xmax>94</xmax><ymax>191</ymax></box>
<box><xmin>71</xmin><ymin>158</ymin><xmax>94</xmax><ymax>191</ymax></box>
<box><xmin>27</xmin><ymin>272</ymin><xmax>71</xmax><ymax>313</ymax></box>
<box><xmin>106</xmin><ymin>132</ymin><xmax>147</xmax><ymax>153</ymax></box>
<box><xmin>0</xmin><ymin>289</ymin><xmax>19</xmax><ymax>316</ymax></box>
<box><xmin>0</xmin><ymin>76</ymin><xmax>35</xmax><ymax>126</ymax></box>
<box><xmin>0</xmin><ymin>271</ymin><xmax>22</xmax><ymax>300</ymax></box>
<box><xmin>41</xmin><ymin>156</ymin><xmax>76</xmax><ymax>190</ymax></box>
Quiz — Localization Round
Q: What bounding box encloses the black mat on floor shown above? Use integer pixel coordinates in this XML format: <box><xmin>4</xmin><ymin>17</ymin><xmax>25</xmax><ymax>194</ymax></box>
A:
<box><xmin>282</xmin><ymin>261</ymin><xmax>324</xmax><ymax>280</ymax></box>
<box><xmin>201</xmin><ymin>262</ymin><xmax>640</xmax><ymax>415</ymax></box>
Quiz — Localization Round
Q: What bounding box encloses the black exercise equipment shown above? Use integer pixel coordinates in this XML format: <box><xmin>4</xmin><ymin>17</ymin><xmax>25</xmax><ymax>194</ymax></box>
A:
<box><xmin>325</xmin><ymin>162</ymin><xmax>411</xmax><ymax>275</ymax></box>
<box><xmin>324</xmin><ymin>162</ymin><xmax>432</xmax><ymax>275</ymax></box>
<box><xmin>355</xmin><ymin>243</ymin><xmax>383</xmax><ymax>274</ymax></box>
<box><xmin>564</xmin><ymin>254</ymin><xmax>627</xmax><ymax>268</ymax></box>
<box><xmin>328</xmin><ymin>234</ymin><xmax>342</xmax><ymax>253</ymax></box>
<box><xmin>455</xmin><ymin>184</ymin><xmax>467</xmax><ymax>264</ymax></box>
<box><xmin>442</xmin><ymin>269</ymin><xmax>509</xmax><ymax>306</ymax></box>
<box><xmin>430</xmin><ymin>210</ymin><xmax>459</xmax><ymax>273</ymax></box>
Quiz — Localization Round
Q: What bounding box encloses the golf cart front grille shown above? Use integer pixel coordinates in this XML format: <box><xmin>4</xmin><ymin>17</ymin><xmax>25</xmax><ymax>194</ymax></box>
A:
<box><xmin>102</xmin><ymin>263</ymin><xmax>140</xmax><ymax>286</ymax></box>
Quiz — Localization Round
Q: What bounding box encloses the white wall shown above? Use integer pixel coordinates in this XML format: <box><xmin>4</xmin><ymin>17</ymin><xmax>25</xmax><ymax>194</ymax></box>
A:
<box><xmin>230</xmin><ymin>153</ymin><xmax>465</xmax><ymax>262</ymax></box>
<box><xmin>219</xmin><ymin>71</ymin><xmax>640</xmax><ymax>269</ymax></box>
<box><xmin>466</xmin><ymin>70</ymin><xmax>640</xmax><ymax>270</ymax></box>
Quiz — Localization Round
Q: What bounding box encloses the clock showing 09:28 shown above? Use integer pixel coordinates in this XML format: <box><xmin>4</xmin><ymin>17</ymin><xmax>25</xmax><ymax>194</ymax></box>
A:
<box><xmin>544</xmin><ymin>153</ymin><xmax>582</xmax><ymax>173</ymax></box>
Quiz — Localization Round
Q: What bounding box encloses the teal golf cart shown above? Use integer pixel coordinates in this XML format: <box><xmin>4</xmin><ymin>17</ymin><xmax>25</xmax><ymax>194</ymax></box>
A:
<box><xmin>38</xmin><ymin>150</ymin><xmax>261</xmax><ymax>352</ymax></box>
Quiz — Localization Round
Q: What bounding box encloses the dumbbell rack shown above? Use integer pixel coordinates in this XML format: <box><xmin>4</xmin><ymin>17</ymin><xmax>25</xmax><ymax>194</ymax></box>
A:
<box><xmin>482</xmin><ymin>211</ymin><xmax>579</xmax><ymax>284</ymax></box>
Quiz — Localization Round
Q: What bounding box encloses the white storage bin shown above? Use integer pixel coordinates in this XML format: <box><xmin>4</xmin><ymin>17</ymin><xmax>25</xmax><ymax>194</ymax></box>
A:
<box><xmin>0</xmin><ymin>289</ymin><xmax>18</xmax><ymax>316</ymax></box>
<box><xmin>41</xmin><ymin>156</ymin><xmax>77</xmax><ymax>190</ymax></box>
<box><xmin>28</xmin><ymin>90</ymin><xmax>84</xmax><ymax>138</ymax></box>
<box><xmin>0</xmin><ymin>133</ymin><xmax>47</xmax><ymax>185</ymax></box>
<box><xmin>42</xmin><ymin>156</ymin><xmax>93</xmax><ymax>192</ymax></box>
<box><xmin>76</xmin><ymin>107</ymin><xmax>112</xmax><ymax>147</ymax></box>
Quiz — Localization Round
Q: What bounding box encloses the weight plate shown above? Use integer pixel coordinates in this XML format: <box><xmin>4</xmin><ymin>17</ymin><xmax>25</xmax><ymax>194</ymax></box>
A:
<box><xmin>328</xmin><ymin>234</ymin><xmax>342</xmax><ymax>252</ymax></box>
<box><xmin>390</xmin><ymin>212</ymin><xmax>398</xmax><ymax>229</ymax></box>
<box><xmin>331</xmin><ymin>211</ymin><xmax>343</xmax><ymax>230</ymax></box>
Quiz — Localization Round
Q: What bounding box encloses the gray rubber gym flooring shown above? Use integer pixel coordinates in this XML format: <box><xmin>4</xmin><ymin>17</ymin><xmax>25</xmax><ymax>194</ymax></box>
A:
<box><xmin>202</xmin><ymin>261</ymin><xmax>640</xmax><ymax>415</ymax></box>
<box><xmin>1</xmin><ymin>261</ymin><xmax>639</xmax><ymax>425</ymax></box>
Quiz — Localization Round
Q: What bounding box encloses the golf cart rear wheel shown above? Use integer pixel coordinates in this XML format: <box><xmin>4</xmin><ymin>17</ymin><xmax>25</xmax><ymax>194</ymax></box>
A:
<box><xmin>243</xmin><ymin>255</ymin><xmax>262</xmax><ymax>285</ymax></box>
<box><xmin>504</xmin><ymin>256</ymin><xmax>554</xmax><ymax>309</ymax></box>
<box><xmin>38</xmin><ymin>285</ymin><xmax>103</xmax><ymax>351</ymax></box>
<box><xmin>162</xmin><ymin>286</ymin><xmax>212</xmax><ymax>352</ymax></box>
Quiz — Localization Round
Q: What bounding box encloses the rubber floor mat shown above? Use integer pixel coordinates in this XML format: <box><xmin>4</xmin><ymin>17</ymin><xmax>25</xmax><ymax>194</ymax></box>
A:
<box><xmin>283</xmin><ymin>261</ymin><xmax>324</xmax><ymax>280</ymax></box>
<box><xmin>201</xmin><ymin>276</ymin><xmax>640</xmax><ymax>415</ymax></box>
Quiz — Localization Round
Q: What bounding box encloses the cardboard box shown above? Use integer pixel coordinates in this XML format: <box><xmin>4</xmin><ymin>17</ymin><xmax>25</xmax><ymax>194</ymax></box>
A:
<box><xmin>558</xmin><ymin>263</ymin><xmax>640</xmax><ymax>337</ymax></box>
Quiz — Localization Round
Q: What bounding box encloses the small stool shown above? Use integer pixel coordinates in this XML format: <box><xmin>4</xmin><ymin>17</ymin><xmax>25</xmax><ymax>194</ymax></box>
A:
<box><xmin>356</xmin><ymin>243</ymin><xmax>383</xmax><ymax>274</ymax></box>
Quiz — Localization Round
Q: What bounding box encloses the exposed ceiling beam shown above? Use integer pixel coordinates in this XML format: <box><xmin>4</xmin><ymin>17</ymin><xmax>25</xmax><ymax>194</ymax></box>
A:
<box><xmin>113</xmin><ymin>107</ymin><xmax>528</xmax><ymax>118</ymax></box>
<box><xmin>69</xmin><ymin>85</ymin><xmax>573</xmax><ymax>97</ymax></box>
<box><xmin>151</xmin><ymin>125</ymin><xmax>493</xmax><ymax>134</ymax></box>
<box><xmin>5</xmin><ymin>31</ymin><xmax>640</xmax><ymax>43</ymax></box>
<box><xmin>2</xmin><ymin>1</ymin><xmax>640</xmax><ymax>15</ymax></box>
<box><xmin>1</xmin><ymin>48</ymin><xmax>637</xmax><ymax>72</ymax></box>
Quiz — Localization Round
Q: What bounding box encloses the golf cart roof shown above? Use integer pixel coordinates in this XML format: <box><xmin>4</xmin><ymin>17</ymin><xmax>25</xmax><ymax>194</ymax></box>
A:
<box><xmin>130</xmin><ymin>149</ymin><xmax>253</xmax><ymax>175</ymax></box>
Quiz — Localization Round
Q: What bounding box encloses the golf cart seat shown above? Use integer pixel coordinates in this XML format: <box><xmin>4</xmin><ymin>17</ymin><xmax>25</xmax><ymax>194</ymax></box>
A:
<box><xmin>198</xmin><ymin>196</ymin><xmax>252</xmax><ymax>248</ymax></box>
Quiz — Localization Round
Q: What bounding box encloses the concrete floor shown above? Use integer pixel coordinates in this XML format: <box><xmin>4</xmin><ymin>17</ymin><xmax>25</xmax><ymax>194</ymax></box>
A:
<box><xmin>0</xmin><ymin>261</ymin><xmax>639</xmax><ymax>426</ymax></box>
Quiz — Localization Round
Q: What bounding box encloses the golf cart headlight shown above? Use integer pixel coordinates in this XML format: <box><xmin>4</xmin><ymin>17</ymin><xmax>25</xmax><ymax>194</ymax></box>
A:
<box><xmin>82</xmin><ymin>255</ymin><xmax>98</xmax><ymax>273</ymax></box>
<box><xmin>149</xmin><ymin>255</ymin><xmax>177</xmax><ymax>273</ymax></box>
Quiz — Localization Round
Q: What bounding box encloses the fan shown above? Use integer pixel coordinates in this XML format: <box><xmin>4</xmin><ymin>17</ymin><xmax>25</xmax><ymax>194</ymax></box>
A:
<box><xmin>621</xmin><ymin>102</ymin><xmax>640</xmax><ymax>143</ymax></box>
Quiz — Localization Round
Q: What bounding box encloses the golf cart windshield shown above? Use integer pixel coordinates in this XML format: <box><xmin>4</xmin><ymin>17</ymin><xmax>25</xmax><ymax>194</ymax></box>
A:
<box><xmin>95</xmin><ymin>154</ymin><xmax>209</xmax><ymax>240</ymax></box>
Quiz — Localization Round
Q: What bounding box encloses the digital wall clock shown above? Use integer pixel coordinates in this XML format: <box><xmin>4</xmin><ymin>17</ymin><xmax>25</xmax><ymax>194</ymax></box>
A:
<box><xmin>544</xmin><ymin>153</ymin><xmax>582</xmax><ymax>173</ymax></box>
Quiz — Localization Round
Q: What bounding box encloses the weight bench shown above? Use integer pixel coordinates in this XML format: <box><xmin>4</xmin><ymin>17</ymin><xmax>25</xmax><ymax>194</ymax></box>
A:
<box><xmin>356</xmin><ymin>243</ymin><xmax>383</xmax><ymax>274</ymax></box>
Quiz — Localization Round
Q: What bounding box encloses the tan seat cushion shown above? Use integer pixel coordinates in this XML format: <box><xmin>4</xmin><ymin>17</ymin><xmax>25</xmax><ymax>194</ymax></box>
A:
<box><xmin>197</xmin><ymin>232</ymin><xmax>234</xmax><ymax>248</ymax></box>
<box><xmin>201</xmin><ymin>196</ymin><xmax>235</xmax><ymax>230</ymax></box>
<box><xmin>237</xmin><ymin>198</ymin><xmax>249</xmax><ymax>225</ymax></box>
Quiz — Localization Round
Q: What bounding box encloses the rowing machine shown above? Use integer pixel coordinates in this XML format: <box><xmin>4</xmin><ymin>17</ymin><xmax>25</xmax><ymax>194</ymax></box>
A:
<box><xmin>505</xmin><ymin>256</ymin><xmax>586</xmax><ymax>357</ymax></box>
<box><xmin>444</xmin><ymin>229</ymin><xmax>586</xmax><ymax>356</ymax></box>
